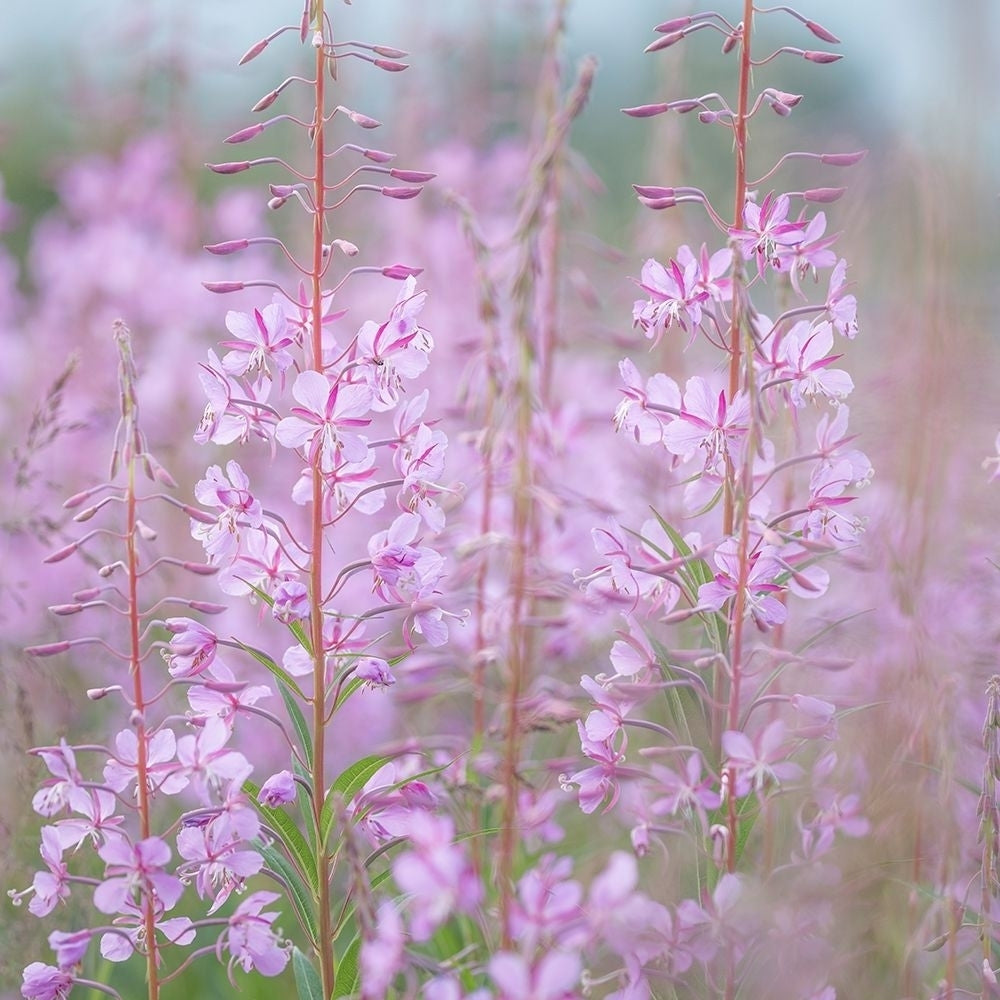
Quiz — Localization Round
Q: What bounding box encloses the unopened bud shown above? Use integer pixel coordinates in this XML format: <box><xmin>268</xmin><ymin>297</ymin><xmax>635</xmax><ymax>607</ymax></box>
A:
<box><xmin>206</xmin><ymin>161</ymin><xmax>252</xmax><ymax>174</ymax></box>
<box><xmin>382</xmin><ymin>263</ymin><xmax>423</xmax><ymax>279</ymax></box>
<box><xmin>73</xmin><ymin>505</ymin><xmax>100</xmax><ymax>522</ymax></box>
<box><xmin>805</xmin><ymin>20</ymin><xmax>840</xmax><ymax>44</ymax></box>
<box><xmin>381</xmin><ymin>185</ymin><xmax>422</xmax><ymax>200</ymax></box>
<box><xmin>224</xmin><ymin>123</ymin><xmax>266</xmax><ymax>145</ymax></box>
<box><xmin>204</xmin><ymin>239</ymin><xmax>250</xmax><ymax>255</ymax></box>
<box><xmin>25</xmin><ymin>641</ymin><xmax>72</xmax><ymax>657</ymax></box>
<box><xmin>341</xmin><ymin>107</ymin><xmax>381</xmax><ymax>129</ymax></box>
<box><xmin>87</xmin><ymin>686</ymin><xmax>121</xmax><ymax>701</ymax></box>
<box><xmin>802</xmin><ymin>50</ymin><xmax>843</xmax><ymax>64</ymax></box>
<box><xmin>202</xmin><ymin>281</ymin><xmax>246</xmax><ymax>293</ymax></box>
<box><xmin>698</xmin><ymin>110</ymin><xmax>720</xmax><ymax>123</ymax></box>
<box><xmin>804</xmin><ymin>187</ymin><xmax>846</xmax><ymax>203</ymax></box>
<box><xmin>722</xmin><ymin>31</ymin><xmax>740</xmax><ymax>55</ymax></box>
<box><xmin>654</xmin><ymin>16</ymin><xmax>692</xmax><ymax>33</ymax></box>
<box><xmin>621</xmin><ymin>102</ymin><xmax>670</xmax><ymax>118</ymax></box>
<box><xmin>135</xmin><ymin>520</ymin><xmax>157</xmax><ymax>541</ymax></box>
<box><xmin>645</xmin><ymin>31</ymin><xmax>684</xmax><ymax>53</ymax></box>
<box><xmin>330</xmin><ymin>239</ymin><xmax>359</xmax><ymax>256</ymax></box>
<box><xmin>373</xmin><ymin>44</ymin><xmax>407</xmax><ymax>59</ymax></box>
<box><xmin>638</xmin><ymin>196</ymin><xmax>677</xmax><ymax>210</ymax></box>
<box><xmin>633</xmin><ymin>184</ymin><xmax>675</xmax><ymax>199</ymax></box>
<box><xmin>820</xmin><ymin>150</ymin><xmax>868</xmax><ymax>167</ymax></box>
<box><xmin>389</xmin><ymin>168</ymin><xmax>436</xmax><ymax>183</ymax></box>
<box><xmin>189</xmin><ymin>601</ymin><xmax>229</xmax><ymax>614</ymax></box>
<box><xmin>73</xmin><ymin>587</ymin><xmax>103</xmax><ymax>601</ymax></box>
<box><xmin>252</xmin><ymin>90</ymin><xmax>280</xmax><ymax>113</ymax></box>
<box><xmin>374</xmin><ymin>59</ymin><xmax>408</xmax><ymax>72</ymax></box>
<box><xmin>49</xmin><ymin>604</ymin><xmax>83</xmax><ymax>616</ymax></box>
<box><xmin>129</xmin><ymin>709</ymin><xmax>144</xmax><ymax>727</ymax></box>
<box><xmin>182</xmin><ymin>561</ymin><xmax>219</xmax><ymax>576</ymax></box>
<box><xmin>267</xmin><ymin>196</ymin><xmax>289</xmax><ymax>211</ymax></box>
<box><xmin>239</xmin><ymin>37</ymin><xmax>269</xmax><ymax>66</ymax></box>
<box><xmin>63</xmin><ymin>485</ymin><xmax>105</xmax><ymax>509</ymax></box>
<box><xmin>44</xmin><ymin>541</ymin><xmax>79</xmax><ymax>564</ymax></box>
<box><xmin>362</xmin><ymin>147</ymin><xmax>395</xmax><ymax>163</ymax></box>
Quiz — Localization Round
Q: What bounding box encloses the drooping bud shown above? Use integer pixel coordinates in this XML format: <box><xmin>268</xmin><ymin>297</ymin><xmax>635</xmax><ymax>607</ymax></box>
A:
<box><xmin>206</xmin><ymin>161</ymin><xmax>252</xmax><ymax>175</ymax></box>
<box><xmin>805</xmin><ymin>20</ymin><xmax>841</xmax><ymax>44</ymax></box>
<box><xmin>382</xmin><ymin>264</ymin><xmax>423</xmax><ymax>280</ymax></box>
<box><xmin>621</xmin><ymin>102</ymin><xmax>671</xmax><ymax>118</ymax></box>
<box><xmin>820</xmin><ymin>150</ymin><xmax>868</xmax><ymax>167</ymax></box>
<box><xmin>389</xmin><ymin>168</ymin><xmax>436</xmax><ymax>183</ymax></box>
<box><xmin>374</xmin><ymin>59</ymin><xmax>409</xmax><ymax>72</ymax></box>
<box><xmin>252</xmin><ymin>90</ymin><xmax>281</xmax><ymax>113</ymax></box>
<box><xmin>224</xmin><ymin>123</ymin><xmax>266</xmax><ymax>145</ymax></box>
<box><xmin>204</xmin><ymin>239</ymin><xmax>250</xmax><ymax>255</ymax></box>
<box><xmin>372</xmin><ymin>45</ymin><xmax>407</xmax><ymax>59</ymax></box>
<box><xmin>44</xmin><ymin>541</ymin><xmax>79</xmax><ymax>564</ymax></box>
<box><xmin>645</xmin><ymin>31</ymin><xmax>684</xmax><ymax>53</ymax></box>
<box><xmin>25</xmin><ymin>641</ymin><xmax>73</xmax><ymax>657</ymax></box>
<box><xmin>802</xmin><ymin>50</ymin><xmax>843</xmax><ymax>64</ymax></box>
<box><xmin>654</xmin><ymin>16</ymin><xmax>693</xmax><ymax>33</ymax></box>
<box><xmin>339</xmin><ymin>106</ymin><xmax>382</xmax><ymax>129</ymax></box>
<box><xmin>239</xmin><ymin>37</ymin><xmax>270</xmax><ymax>66</ymax></box>
<box><xmin>202</xmin><ymin>281</ymin><xmax>246</xmax><ymax>293</ymax></box>
<box><xmin>381</xmin><ymin>185</ymin><xmax>423</xmax><ymax>200</ymax></box>
<box><xmin>804</xmin><ymin>187</ymin><xmax>846</xmax><ymax>203</ymax></box>
<box><xmin>633</xmin><ymin>184</ymin><xmax>675</xmax><ymax>200</ymax></box>
<box><xmin>363</xmin><ymin>147</ymin><xmax>396</xmax><ymax>163</ymax></box>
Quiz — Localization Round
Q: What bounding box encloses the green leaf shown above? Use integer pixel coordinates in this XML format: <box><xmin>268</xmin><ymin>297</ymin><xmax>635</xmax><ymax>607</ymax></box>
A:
<box><xmin>279</xmin><ymin>682</ymin><xmax>314</xmax><ymax>771</ymax></box>
<box><xmin>292</xmin><ymin>945</ymin><xmax>324</xmax><ymax>1000</ymax></box>
<box><xmin>258</xmin><ymin>841</ymin><xmax>319</xmax><ymax>942</ymax></box>
<box><xmin>333</xmin><ymin>934</ymin><xmax>361</xmax><ymax>999</ymax></box>
<box><xmin>321</xmin><ymin>754</ymin><xmax>397</xmax><ymax>844</ymax></box>
<box><xmin>233</xmin><ymin>638</ymin><xmax>305</xmax><ymax>698</ymax></box>
<box><xmin>245</xmin><ymin>778</ymin><xmax>319</xmax><ymax>892</ymax></box>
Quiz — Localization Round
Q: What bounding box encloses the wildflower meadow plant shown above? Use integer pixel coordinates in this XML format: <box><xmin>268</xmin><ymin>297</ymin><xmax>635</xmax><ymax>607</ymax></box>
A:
<box><xmin>10</xmin><ymin>3</ymin><xmax>1000</xmax><ymax>1000</ymax></box>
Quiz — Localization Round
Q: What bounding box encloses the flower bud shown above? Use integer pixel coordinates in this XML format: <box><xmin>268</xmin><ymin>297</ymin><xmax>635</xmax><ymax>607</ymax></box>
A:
<box><xmin>374</xmin><ymin>59</ymin><xmax>408</xmax><ymax>72</ymax></box>
<box><xmin>803</xmin><ymin>50</ymin><xmax>843</xmax><ymax>64</ymax></box>
<box><xmin>224</xmin><ymin>123</ymin><xmax>266</xmax><ymax>145</ymax></box>
<box><xmin>202</xmin><ymin>281</ymin><xmax>246</xmax><ymax>293</ymax></box>
<box><xmin>389</xmin><ymin>168</ymin><xmax>436</xmax><ymax>183</ymax></box>
<box><xmin>206</xmin><ymin>161</ymin><xmax>252</xmax><ymax>174</ymax></box>
<box><xmin>645</xmin><ymin>31</ymin><xmax>684</xmax><ymax>53</ymax></box>
<box><xmin>204</xmin><ymin>239</ymin><xmax>250</xmax><ymax>255</ymax></box>
<box><xmin>381</xmin><ymin>185</ymin><xmax>423</xmax><ymax>200</ymax></box>
<box><xmin>382</xmin><ymin>264</ymin><xmax>423</xmax><ymax>280</ymax></box>
<box><xmin>363</xmin><ymin>147</ymin><xmax>396</xmax><ymax>163</ymax></box>
<box><xmin>654</xmin><ymin>16</ymin><xmax>692</xmax><ymax>33</ymax></box>
<box><xmin>621</xmin><ymin>102</ymin><xmax>670</xmax><ymax>118</ymax></box>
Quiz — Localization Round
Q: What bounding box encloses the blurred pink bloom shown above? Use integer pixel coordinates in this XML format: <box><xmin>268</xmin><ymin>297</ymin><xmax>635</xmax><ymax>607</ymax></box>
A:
<box><xmin>392</xmin><ymin>811</ymin><xmax>481</xmax><ymax>940</ymax></box>
<box><xmin>489</xmin><ymin>949</ymin><xmax>581</xmax><ymax>1000</ymax></box>
<box><xmin>613</xmin><ymin>358</ymin><xmax>680</xmax><ymax>447</ymax></box>
<box><xmin>825</xmin><ymin>259</ymin><xmax>858</xmax><ymax>338</ymax></box>
<box><xmin>722</xmin><ymin>720</ymin><xmax>803</xmax><ymax>797</ymax></box>
<box><xmin>21</xmin><ymin>962</ymin><xmax>74</xmax><ymax>1000</ymax></box>
<box><xmin>47</xmin><ymin>929</ymin><xmax>91</xmax><ymax>969</ymax></box>
<box><xmin>361</xmin><ymin>902</ymin><xmax>405</xmax><ymax>1000</ymax></box>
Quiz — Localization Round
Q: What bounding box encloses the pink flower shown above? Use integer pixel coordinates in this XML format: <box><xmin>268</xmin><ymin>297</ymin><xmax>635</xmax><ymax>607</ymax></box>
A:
<box><xmin>257</xmin><ymin>770</ymin><xmax>297</xmax><ymax>807</ymax></box>
<box><xmin>93</xmin><ymin>835</ymin><xmax>183</xmax><ymax>915</ymax></box>
<box><xmin>774</xmin><ymin>321</ymin><xmax>853</xmax><ymax>407</ymax></box>
<box><xmin>271</xmin><ymin>579</ymin><xmax>309</xmax><ymax>623</ymax></box>
<box><xmin>174</xmin><ymin>716</ymin><xmax>249</xmax><ymax>805</ymax></box>
<box><xmin>361</xmin><ymin>902</ymin><xmax>405</xmax><ymax>1000</ymax></box>
<box><xmin>54</xmin><ymin>788</ymin><xmax>123</xmax><ymax>851</ymax></box>
<box><xmin>163</xmin><ymin>618</ymin><xmax>220</xmax><ymax>678</ymax></box>
<box><xmin>650</xmin><ymin>754</ymin><xmax>721</xmax><ymax>833</ymax></box>
<box><xmin>508</xmin><ymin>855</ymin><xmax>582</xmax><ymax>952</ymax></box>
<box><xmin>103</xmin><ymin>728</ymin><xmax>188</xmax><ymax>797</ymax></box>
<box><xmin>722</xmin><ymin>720</ymin><xmax>803</xmax><ymax>797</ymax></box>
<box><xmin>220</xmin><ymin>303</ymin><xmax>295</xmax><ymax>382</ymax></box>
<box><xmin>30</xmin><ymin>741</ymin><xmax>83</xmax><ymax>817</ymax></box>
<box><xmin>613</xmin><ymin>358</ymin><xmax>680</xmax><ymax>447</ymax></box>
<box><xmin>191</xmin><ymin>461</ymin><xmax>263</xmax><ymax>565</ymax></box>
<box><xmin>773</xmin><ymin>210</ymin><xmax>837</xmax><ymax>294</ymax></box>
<box><xmin>489</xmin><ymin>950</ymin><xmax>581</xmax><ymax>1000</ymax></box>
<box><xmin>825</xmin><ymin>258</ymin><xmax>858</xmax><ymax>338</ymax></box>
<box><xmin>729</xmin><ymin>191</ymin><xmax>806</xmax><ymax>277</ymax></box>
<box><xmin>275</xmin><ymin>369</ymin><xmax>373</xmax><ymax>469</ymax></box>
<box><xmin>391</xmin><ymin>812</ymin><xmax>482</xmax><ymax>940</ymax></box>
<box><xmin>697</xmin><ymin>537</ymin><xmax>787</xmax><ymax>629</ymax></box>
<box><xmin>195</xmin><ymin>349</ymin><xmax>274</xmax><ymax>446</ymax></box>
<box><xmin>21</xmin><ymin>962</ymin><xmax>74</xmax><ymax>1000</ymax></box>
<box><xmin>354</xmin><ymin>276</ymin><xmax>433</xmax><ymax>411</ymax></box>
<box><xmin>368</xmin><ymin>512</ymin><xmax>445</xmax><ymax>603</ymax></box>
<box><xmin>663</xmin><ymin>377</ymin><xmax>750</xmax><ymax>474</ymax></box>
<box><xmin>26</xmin><ymin>827</ymin><xmax>71</xmax><ymax>917</ymax></box>
<box><xmin>217</xmin><ymin>891</ymin><xmax>290</xmax><ymax>977</ymax></box>
<box><xmin>99</xmin><ymin>913</ymin><xmax>195</xmax><ymax>963</ymax></box>
<box><xmin>47</xmin><ymin>929</ymin><xmax>92</xmax><ymax>970</ymax></box>
<box><xmin>176</xmin><ymin>818</ymin><xmax>263</xmax><ymax>913</ymax></box>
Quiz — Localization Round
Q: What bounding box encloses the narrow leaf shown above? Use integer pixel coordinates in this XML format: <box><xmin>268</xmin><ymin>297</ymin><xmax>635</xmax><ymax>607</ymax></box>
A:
<box><xmin>293</xmin><ymin>945</ymin><xmax>324</xmax><ymax>1000</ymax></box>
<box><xmin>258</xmin><ymin>842</ymin><xmax>319</xmax><ymax>942</ymax></box>
<box><xmin>245</xmin><ymin>778</ymin><xmax>319</xmax><ymax>892</ymax></box>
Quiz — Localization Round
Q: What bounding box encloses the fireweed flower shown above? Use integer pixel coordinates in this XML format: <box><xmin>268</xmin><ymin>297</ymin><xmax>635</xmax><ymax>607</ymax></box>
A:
<box><xmin>92</xmin><ymin>835</ymin><xmax>183</xmax><ymax>916</ymax></box>
<box><xmin>195</xmin><ymin>348</ymin><xmax>274</xmax><ymax>446</ymax></box>
<box><xmin>360</xmin><ymin>901</ymin><xmax>405</xmax><ymax>1000</ymax></box>
<box><xmin>613</xmin><ymin>358</ymin><xmax>681</xmax><ymax>447</ymax></box>
<box><xmin>220</xmin><ymin>302</ymin><xmax>295</xmax><ymax>383</ymax></box>
<box><xmin>256</xmin><ymin>770</ymin><xmax>296</xmax><ymax>807</ymax></box>
<box><xmin>390</xmin><ymin>811</ymin><xmax>481</xmax><ymax>941</ymax></box>
<box><xmin>773</xmin><ymin>320</ymin><xmax>853</xmax><ymax>407</ymax></box>
<box><xmin>729</xmin><ymin>191</ymin><xmax>806</xmax><ymax>277</ymax></box>
<box><xmin>698</xmin><ymin>537</ymin><xmax>787</xmax><ymax>628</ymax></box>
<box><xmin>275</xmin><ymin>369</ymin><xmax>373</xmax><ymax>469</ymax></box>
<box><xmin>191</xmin><ymin>461</ymin><xmax>263</xmax><ymax>564</ymax></box>
<box><xmin>175</xmin><ymin>818</ymin><xmax>263</xmax><ymax>913</ymax></box>
<box><xmin>30</xmin><ymin>741</ymin><xmax>84</xmax><ymax>817</ymax></box>
<box><xmin>9</xmin><ymin>826</ymin><xmax>71</xmax><ymax>917</ymax></box>
<box><xmin>103</xmin><ymin>728</ymin><xmax>189</xmax><ymax>797</ymax></box>
<box><xmin>217</xmin><ymin>891</ymin><xmax>290</xmax><ymax>978</ymax></box>
<box><xmin>722</xmin><ymin>719</ymin><xmax>803</xmax><ymax>798</ymax></box>
<box><xmin>174</xmin><ymin>715</ymin><xmax>250</xmax><ymax>805</ymax></box>
<box><xmin>663</xmin><ymin>376</ymin><xmax>751</xmax><ymax>474</ymax></box>
<box><xmin>21</xmin><ymin>963</ymin><xmax>75</xmax><ymax>1000</ymax></box>
<box><xmin>163</xmin><ymin>617</ymin><xmax>221</xmax><ymax>678</ymax></box>
<box><xmin>354</xmin><ymin>275</ymin><xmax>433</xmax><ymax>411</ymax></box>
